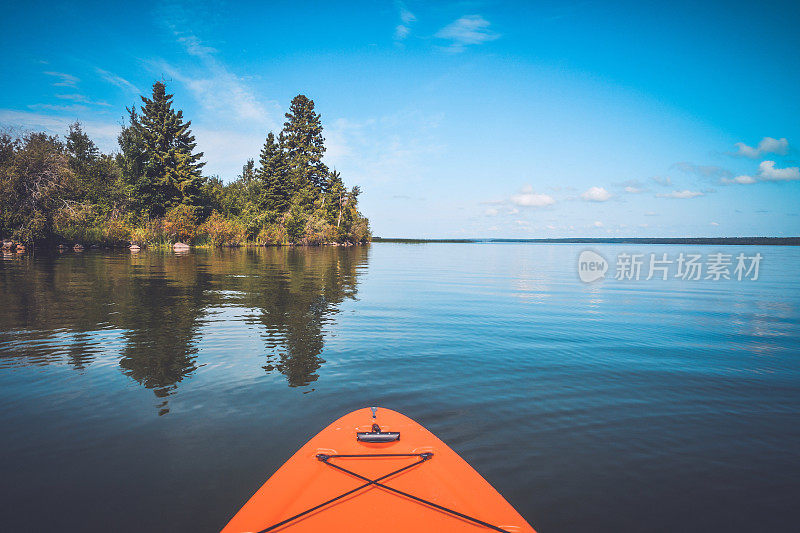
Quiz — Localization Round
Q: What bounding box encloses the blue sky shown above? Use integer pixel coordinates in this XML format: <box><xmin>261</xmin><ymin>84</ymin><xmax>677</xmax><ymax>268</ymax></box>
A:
<box><xmin>1</xmin><ymin>0</ymin><xmax>798</xmax><ymax>238</ymax></box>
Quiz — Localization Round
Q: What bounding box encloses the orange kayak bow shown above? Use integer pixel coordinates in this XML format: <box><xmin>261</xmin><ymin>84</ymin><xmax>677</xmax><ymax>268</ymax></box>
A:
<box><xmin>222</xmin><ymin>407</ymin><xmax>536</xmax><ymax>532</ymax></box>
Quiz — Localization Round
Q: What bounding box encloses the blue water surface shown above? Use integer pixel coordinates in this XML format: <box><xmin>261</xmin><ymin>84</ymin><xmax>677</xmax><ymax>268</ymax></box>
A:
<box><xmin>1</xmin><ymin>243</ymin><xmax>798</xmax><ymax>532</ymax></box>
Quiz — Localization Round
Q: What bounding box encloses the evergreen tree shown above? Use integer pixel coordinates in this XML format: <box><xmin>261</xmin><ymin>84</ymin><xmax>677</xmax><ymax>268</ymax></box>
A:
<box><xmin>66</xmin><ymin>122</ymin><xmax>120</xmax><ymax>211</ymax></box>
<box><xmin>130</xmin><ymin>81</ymin><xmax>206</xmax><ymax>217</ymax></box>
<box><xmin>282</xmin><ymin>95</ymin><xmax>328</xmax><ymax>197</ymax></box>
<box><xmin>117</xmin><ymin>107</ymin><xmax>146</xmax><ymax>210</ymax></box>
<box><xmin>256</xmin><ymin>132</ymin><xmax>290</xmax><ymax>214</ymax></box>
<box><xmin>241</xmin><ymin>159</ymin><xmax>256</xmax><ymax>183</ymax></box>
<box><xmin>66</xmin><ymin>122</ymin><xmax>99</xmax><ymax>163</ymax></box>
<box><xmin>324</xmin><ymin>169</ymin><xmax>345</xmax><ymax>225</ymax></box>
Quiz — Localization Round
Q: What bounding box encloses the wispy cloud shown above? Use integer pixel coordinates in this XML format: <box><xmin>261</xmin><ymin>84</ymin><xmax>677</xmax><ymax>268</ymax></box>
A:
<box><xmin>672</xmin><ymin>161</ymin><xmax>733</xmax><ymax>180</ymax></box>
<box><xmin>651</xmin><ymin>175</ymin><xmax>672</xmax><ymax>187</ymax></box>
<box><xmin>324</xmin><ymin>109</ymin><xmax>444</xmax><ymax>189</ymax></box>
<box><xmin>0</xmin><ymin>109</ymin><xmax>120</xmax><ymax>152</ymax></box>
<box><xmin>43</xmin><ymin>71</ymin><xmax>79</xmax><ymax>88</ymax></box>
<box><xmin>55</xmin><ymin>94</ymin><xmax>111</xmax><ymax>107</ymax></box>
<box><xmin>510</xmin><ymin>186</ymin><xmax>556</xmax><ymax>207</ymax></box>
<box><xmin>615</xmin><ymin>179</ymin><xmax>646</xmax><ymax>194</ymax></box>
<box><xmin>435</xmin><ymin>15</ymin><xmax>500</xmax><ymax>52</ymax></box>
<box><xmin>656</xmin><ymin>189</ymin><xmax>704</xmax><ymax>199</ymax></box>
<box><xmin>734</xmin><ymin>137</ymin><xmax>789</xmax><ymax>158</ymax></box>
<box><xmin>723</xmin><ymin>175</ymin><xmax>757</xmax><ymax>185</ymax></box>
<box><xmin>156</xmin><ymin>3</ymin><xmax>276</xmax><ymax>125</ymax></box>
<box><xmin>96</xmin><ymin>67</ymin><xmax>141</xmax><ymax>95</ymax></box>
<box><xmin>581</xmin><ymin>186</ymin><xmax>612</xmax><ymax>202</ymax></box>
<box><xmin>394</xmin><ymin>1</ymin><xmax>416</xmax><ymax>41</ymax></box>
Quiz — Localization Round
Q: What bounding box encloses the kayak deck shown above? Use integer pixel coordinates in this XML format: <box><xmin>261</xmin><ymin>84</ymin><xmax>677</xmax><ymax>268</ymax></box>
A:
<box><xmin>222</xmin><ymin>407</ymin><xmax>535</xmax><ymax>532</ymax></box>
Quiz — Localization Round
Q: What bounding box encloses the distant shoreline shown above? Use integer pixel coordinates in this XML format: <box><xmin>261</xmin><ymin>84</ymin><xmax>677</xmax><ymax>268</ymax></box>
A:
<box><xmin>372</xmin><ymin>237</ymin><xmax>800</xmax><ymax>245</ymax></box>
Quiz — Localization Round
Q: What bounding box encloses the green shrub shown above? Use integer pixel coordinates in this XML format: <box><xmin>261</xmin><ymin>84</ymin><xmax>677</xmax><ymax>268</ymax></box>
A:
<box><xmin>200</xmin><ymin>210</ymin><xmax>241</xmax><ymax>246</ymax></box>
<box><xmin>163</xmin><ymin>204</ymin><xmax>198</xmax><ymax>243</ymax></box>
<box><xmin>284</xmin><ymin>206</ymin><xmax>306</xmax><ymax>244</ymax></box>
<box><xmin>257</xmin><ymin>224</ymin><xmax>286</xmax><ymax>245</ymax></box>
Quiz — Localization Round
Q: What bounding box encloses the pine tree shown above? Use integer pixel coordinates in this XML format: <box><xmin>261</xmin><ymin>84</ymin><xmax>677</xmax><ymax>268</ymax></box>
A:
<box><xmin>256</xmin><ymin>132</ymin><xmax>290</xmax><ymax>214</ymax></box>
<box><xmin>66</xmin><ymin>122</ymin><xmax>99</xmax><ymax>164</ymax></box>
<box><xmin>324</xmin><ymin>169</ymin><xmax>345</xmax><ymax>224</ymax></box>
<box><xmin>66</xmin><ymin>122</ymin><xmax>120</xmax><ymax>212</ymax></box>
<box><xmin>282</xmin><ymin>95</ymin><xmax>328</xmax><ymax>198</ymax></box>
<box><xmin>117</xmin><ymin>107</ymin><xmax>146</xmax><ymax>208</ymax></box>
<box><xmin>131</xmin><ymin>81</ymin><xmax>205</xmax><ymax>217</ymax></box>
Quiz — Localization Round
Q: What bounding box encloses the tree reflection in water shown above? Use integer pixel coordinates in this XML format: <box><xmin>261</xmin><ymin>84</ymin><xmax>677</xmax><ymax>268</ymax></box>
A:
<box><xmin>0</xmin><ymin>246</ymin><xmax>368</xmax><ymax>414</ymax></box>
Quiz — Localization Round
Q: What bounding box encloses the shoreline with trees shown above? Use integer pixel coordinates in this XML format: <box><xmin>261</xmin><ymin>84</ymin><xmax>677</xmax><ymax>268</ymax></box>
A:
<box><xmin>0</xmin><ymin>82</ymin><xmax>370</xmax><ymax>251</ymax></box>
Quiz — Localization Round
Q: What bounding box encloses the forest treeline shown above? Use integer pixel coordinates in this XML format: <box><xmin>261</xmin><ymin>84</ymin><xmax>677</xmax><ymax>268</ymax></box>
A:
<box><xmin>0</xmin><ymin>82</ymin><xmax>370</xmax><ymax>247</ymax></box>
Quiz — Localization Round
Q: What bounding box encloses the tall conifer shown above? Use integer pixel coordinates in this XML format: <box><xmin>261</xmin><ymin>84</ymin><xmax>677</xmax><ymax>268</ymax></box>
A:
<box><xmin>282</xmin><ymin>95</ymin><xmax>328</xmax><ymax>197</ymax></box>
<box><xmin>256</xmin><ymin>132</ymin><xmax>290</xmax><ymax>214</ymax></box>
<box><xmin>132</xmin><ymin>81</ymin><xmax>205</xmax><ymax>216</ymax></box>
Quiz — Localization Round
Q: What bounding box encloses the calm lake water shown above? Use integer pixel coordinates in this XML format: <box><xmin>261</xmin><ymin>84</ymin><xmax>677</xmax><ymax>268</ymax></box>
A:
<box><xmin>1</xmin><ymin>243</ymin><xmax>798</xmax><ymax>532</ymax></box>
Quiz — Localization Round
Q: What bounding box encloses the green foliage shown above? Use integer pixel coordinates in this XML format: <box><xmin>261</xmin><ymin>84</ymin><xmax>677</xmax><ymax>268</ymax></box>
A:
<box><xmin>102</xmin><ymin>216</ymin><xmax>133</xmax><ymax>245</ymax></box>
<box><xmin>0</xmin><ymin>88</ymin><xmax>370</xmax><ymax>248</ymax></box>
<box><xmin>0</xmin><ymin>132</ymin><xmax>73</xmax><ymax>242</ymax></box>
<box><xmin>257</xmin><ymin>224</ymin><xmax>287</xmax><ymax>245</ymax></box>
<box><xmin>124</xmin><ymin>82</ymin><xmax>206</xmax><ymax>217</ymax></box>
<box><xmin>284</xmin><ymin>205</ymin><xmax>307</xmax><ymax>243</ymax></box>
<box><xmin>257</xmin><ymin>132</ymin><xmax>291</xmax><ymax>213</ymax></box>
<box><xmin>199</xmin><ymin>210</ymin><xmax>243</xmax><ymax>246</ymax></box>
<box><xmin>130</xmin><ymin>219</ymin><xmax>168</xmax><ymax>246</ymax></box>
<box><xmin>282</xmin><ymin>95</ymin><xmax>328</xmax><ymax>194</ymax></box>
<box><xmin>163</xmin><ymin>204</ymin><xmax>198</xmax><ymax>243</ymax></box>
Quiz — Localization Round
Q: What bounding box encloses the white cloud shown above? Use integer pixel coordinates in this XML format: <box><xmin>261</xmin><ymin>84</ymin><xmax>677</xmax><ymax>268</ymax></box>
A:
<box><xmin>757</xmin><ymin>160</ymin><xmax>800</xmax><ymax>181</ymax></box>
<box><xmin>43</xmin><ymin>71</ymin><xmax>79</xmax><ymax>87</ymax></box>
<box><xmin>722</xmin><ymin>161</ymin><xmax>800</xmax><ymax>185</ymax></box>
<box><xmin>710</xmin><ymin>222</ymin><xmax>719</xmax><ymax>226</ymax></box>
<box><xmin>651</xmin><ymin>176</ymin><xmax>672</xmax><ymax>187</ymax></box>
<box><xmin>644</xmin><ymin>211</ymin><xmax>657</xmax><ymax>216</ymax></box>
<box><xmin>484</xmin><ymin>207</ymin><xmax>499</xmax><ymax>216</ymax></box>
<box><xmin>593</xmin><ymin>221</ymin><xmax>603</xmax><ymax>227</ymax></box>
<box><xmin>735</xmin><ymin>137</ymin><xmax>789</xmax><ymax>158</ymax></box>
<box><xmin>435</xmin><ymin>15</ymin><xmax>500</xmax><ymax>52</ymax></box>
<box><xmin>656</xmin><ymin>190</ymin><xmax>704</xmax><ymax>199</ymax></box>
<box><xmin>95</xmin><ymin>67</ymin><xmax>141</xmax><ymax>95</ymax></box>
<box><xmin>581</xmin><ymin>186</ymin><xmax>612</xmax><ymax>202</ymax></box>
<box><xmin>723</xmin><ymin>175</ymin><xmax>757</xmax><ymax>185</ymax></box>
<box><xmin>394</xmin><ymin>1</ymin><xmax>416</xmax><ymax>41</ymax></box>
<box><xmin>510</xmin><ymin>187</ymin><xmax>556</xmax><ymax>207</ymax></box>
<box><xmin>624</xmin><ymin>186</ymin><xmax>642</xmax><ymax>193</ymax></box>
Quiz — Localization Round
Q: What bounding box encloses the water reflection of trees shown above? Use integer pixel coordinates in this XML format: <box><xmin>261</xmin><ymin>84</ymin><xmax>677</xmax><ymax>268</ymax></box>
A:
<box><xmin>0</xmin><ymin>246</ymin><xmax>367</xmax><ymax>412</ymax></box>
<box><xmin>239</xmin><ymin>247</ymin><xmax>364</xmax><ymax>386</ymax></box>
